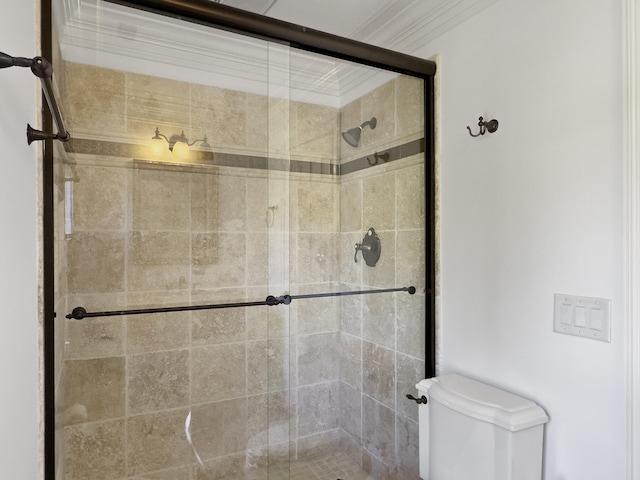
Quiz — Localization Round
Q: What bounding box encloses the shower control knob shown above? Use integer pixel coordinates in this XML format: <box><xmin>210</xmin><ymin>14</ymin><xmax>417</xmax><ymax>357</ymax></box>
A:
<box><xmin>406</xmin><ymin>393</ymin><xmax>428</xmax><ymax>404</ymax></box>
<box><xmin>354</xmin><ymin>228</ymin><xmax>381</xmax><ymax>266</ymax></box>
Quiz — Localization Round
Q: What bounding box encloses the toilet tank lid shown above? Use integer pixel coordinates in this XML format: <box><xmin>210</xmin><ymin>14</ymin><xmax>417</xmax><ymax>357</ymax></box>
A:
<box><xmin>416</xmin><ymin>374</ymin><xmax>549</xmax><ymax>432</ymax></box>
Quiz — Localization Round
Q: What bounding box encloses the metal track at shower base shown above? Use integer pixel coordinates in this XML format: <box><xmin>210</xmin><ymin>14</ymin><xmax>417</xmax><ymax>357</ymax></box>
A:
<box><xmin>65</xmin><ymin>286</ymin><xmax>417</xmax><ymax>320</ymax></box>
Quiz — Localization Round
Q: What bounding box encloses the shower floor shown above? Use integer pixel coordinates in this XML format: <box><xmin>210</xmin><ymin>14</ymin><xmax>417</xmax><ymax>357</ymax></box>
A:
<box><xmin>245</xmin><ymin>451</ymin><xmax>371</xmax><ymax>480</ymax></box>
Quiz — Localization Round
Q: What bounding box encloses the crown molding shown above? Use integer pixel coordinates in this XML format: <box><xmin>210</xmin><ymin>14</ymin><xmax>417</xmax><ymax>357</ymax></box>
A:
<box><xmin>54</xmin><ymin>0</ymin><xmax>495</xmax><ymax>106</ymax></box>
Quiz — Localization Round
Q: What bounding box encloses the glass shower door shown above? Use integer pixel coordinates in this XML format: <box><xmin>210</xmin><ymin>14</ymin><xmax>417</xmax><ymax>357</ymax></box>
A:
<box><xmin>50</xmin><ymin>1</ymin><xmax>430</xmax><ymax>479</ymax></box>
<box><xmin>52</xmin><ymin>2</ymin><xmax>295</xmax><ymax>478</ymax></box>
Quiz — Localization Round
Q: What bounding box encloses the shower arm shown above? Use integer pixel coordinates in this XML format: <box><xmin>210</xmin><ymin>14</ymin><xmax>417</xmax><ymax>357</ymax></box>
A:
<box><xmin>0</xmin><ymin>51</ymin><xmax>70</xmax><ymax>144</ymax></box>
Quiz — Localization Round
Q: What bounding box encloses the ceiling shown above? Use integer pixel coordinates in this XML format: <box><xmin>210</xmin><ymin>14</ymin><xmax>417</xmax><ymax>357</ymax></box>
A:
<box><xmin>219</xmin><ymin>0</ymin><xmax>495</xmax><ymax>52</ymax></box>
<box><xmin>54</xmin><ymin>0</ymin><xmax>497</xmax><ymax>106</ymax></box>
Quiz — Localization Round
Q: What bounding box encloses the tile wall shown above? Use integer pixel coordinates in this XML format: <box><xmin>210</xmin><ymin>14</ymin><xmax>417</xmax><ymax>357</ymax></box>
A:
<box><xmin>54</xmin><ymin>60</ymin><xmax>425</xmax><ymax>480</ymax></box>
<box><xmin>338</xmin><ymin>74</ymin><xmax>426</xmax><ymax>480</ymax></box>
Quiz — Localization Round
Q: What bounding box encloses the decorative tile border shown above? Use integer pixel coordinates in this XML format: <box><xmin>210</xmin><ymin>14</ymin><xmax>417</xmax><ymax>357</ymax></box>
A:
<box><xmin>65</xmin><ymin>137</ymin><xmax>425</xmax><ymax>176</ymax></box>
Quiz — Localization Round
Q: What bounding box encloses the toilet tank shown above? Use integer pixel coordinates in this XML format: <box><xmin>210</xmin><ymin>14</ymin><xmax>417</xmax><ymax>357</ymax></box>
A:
<box><xmin>416</xmin><ymin>374</ymin><xmax>548</xmax><ymax>480</ymax></box>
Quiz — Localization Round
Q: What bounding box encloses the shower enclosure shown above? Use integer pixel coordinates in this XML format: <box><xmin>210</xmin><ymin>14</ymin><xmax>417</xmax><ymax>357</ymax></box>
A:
<box><xmin>44</xmin><ymin>1</ymin><xmax>435</xmax><ymax>478</ymax></box>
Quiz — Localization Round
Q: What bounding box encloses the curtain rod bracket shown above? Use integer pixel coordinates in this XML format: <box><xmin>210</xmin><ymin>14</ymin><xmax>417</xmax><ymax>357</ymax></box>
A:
<box><xmin>0</xmin><ymin>51</ymin><xmax>70</xmax><ymax>144</ymax></box>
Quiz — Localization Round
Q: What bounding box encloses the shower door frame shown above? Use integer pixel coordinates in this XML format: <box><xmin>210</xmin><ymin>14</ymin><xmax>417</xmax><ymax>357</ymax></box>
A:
<box><xmin>40</xmin><ymin>1</ymin><xmax>437</xmax><ymax>477</ymax></box>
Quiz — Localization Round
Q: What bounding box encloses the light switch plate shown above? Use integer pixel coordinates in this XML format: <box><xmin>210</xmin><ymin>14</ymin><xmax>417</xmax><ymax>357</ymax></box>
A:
<box><xmin>553</xmin><ymin>293</ymin><xmax>611</xmax><ymax>342</ymax></box>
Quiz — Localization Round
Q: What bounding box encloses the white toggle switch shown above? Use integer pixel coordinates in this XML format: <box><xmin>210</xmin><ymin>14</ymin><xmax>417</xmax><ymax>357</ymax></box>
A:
<box><xmin>553</xmin><ymin>294</ymin><xmax>611</xmax><ymax>342</ymax></box>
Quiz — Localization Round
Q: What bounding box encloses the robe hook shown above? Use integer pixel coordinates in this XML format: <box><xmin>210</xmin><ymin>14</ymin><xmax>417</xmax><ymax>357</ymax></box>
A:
<box><xmin>467</xmin><ymin>116</ymin><xmax>499</xmax><ymax>137</ymax></box>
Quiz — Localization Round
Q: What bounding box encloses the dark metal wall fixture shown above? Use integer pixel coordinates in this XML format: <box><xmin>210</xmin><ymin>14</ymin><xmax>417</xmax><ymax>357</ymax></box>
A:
<box><xmin>466</xmin><ymin>116</ymin><xmax>499</xmax><ymax>137</ymax></box>
<box><xmin>66</xmin><ymin>286</ymin><xmax>416</xmax><ymax>320</ymax></box>
<box><xmin>354</xmin><ymin>228</ymin><xmax>381</xmax><ymax>266</ymax></box>
<box><xmin>0</xmin><ymin>51</ymin><xmax>70</xmax><ymax>144</ymax></box>
<box><xmin>367</xmin><ymin>151</ymin><xmax>390</xmax><ymax>166</ymax></box>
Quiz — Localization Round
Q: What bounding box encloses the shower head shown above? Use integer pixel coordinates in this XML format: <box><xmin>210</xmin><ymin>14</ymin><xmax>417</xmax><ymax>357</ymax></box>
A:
<box><xmin>341</xmin><ymin>117</ymin><xmax>377</xmax><ymax>147</ymax></box>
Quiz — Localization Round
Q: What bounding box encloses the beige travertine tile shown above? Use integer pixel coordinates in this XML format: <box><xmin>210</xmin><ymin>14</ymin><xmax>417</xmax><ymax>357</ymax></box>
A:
<box><xmin>132</xmin><ymin>167</ymin><xmax>191</xmax><ymax>231</ymax></box>
<box><xmin>66</xmin><ymin>316</ymin><xmax>125</xmax><ymax>359</ymax></box>
<box><xmin>129</xmin><ymin>231</ymin><xmax>191</xmax><ymax>266</ymax></box>
<box><xmin>64</xmin><ymin>62</ymin><xmax>126</xmax><ymax>140</ymax></box>
<box><xmin>218</xmin><ymin>175</ymin><xmax>247</xmax><ymax>231</ymax></box>
<box><xmin>60</xmin><ymin>357</ymin><xmax>125</xmax><ymax>422</ymax></box>
<box><xmin>395</xmin><ymin>229</ymin><xmax>425</xmax><ymax>292</ymax></box>
<box><xmin>297</xmin><ymin>332</ymin><xmax>339</xmax><ymax>385</ymax></box>
<box><xmin>363</xmin><ymin>173</ymin><xmax>395</xmax><ymax>231</ymax></box>
<box><xmin>361</xmin><ymin>80</ymin><xmax>395</xmax><ymax>149</ymax></box>
<box><xmin>126</xmin><ymin>72</ymin><xmax>191</xmax><ymax>144</ymax></box>
<box><xmin>268</xmin><ymin>97</ymin><xmax>291</xmax><ymax>156</ymax></box>
<box><xmin>192</xmin><ymin>233</ymin><xmax>246</xmax><ymax>289</ymax></box>
<box><xmin>192</xmin><ymin>343</ymin><xmax>246</xmax><ymax>403</ymax></box>
<box><xmin>340</xmin><ymin>180</ymin><xmax>362</xmax><ymax>233</ymax></box>
<box><xmin>127</xmin><ymin>409</ymin><xmax>192</xmax><ymax>476</ymax></box>
<box><xmin>339</xmin><ymin>333</ymin><xmax>362</xmax><ymax>389</ymax></box>
<box><xmin>339</xmin><ymin>382</ymin><xmax>362</xmax><ymax>441</ymax></box>
<box><xmin>296</xmin><ymin>429</ymin><xmax>340</xmax><ymax>458</ymax></box>
<box><xmin>362</xmin><ymin>395</ymin><xmax>395</xmax><ymax>467</ymax></box>
<box><xmin>132</xmin><ymin>465</ymin><xmax>192</xmax><ymax>480</ymax></box>
<box><xmin>59</xmin><ymin>61</ymin><xmax>431</xmax><ymax>480</ymax></box>
<box><xmin>396</xmin><ymin>293</ymin><xmax>426</xmax><ymax>360</ymax></box>
<box><xmin>396</xmin><ymin>414</ymin><xmax>420</xmax><ymax>480</ymax></box>
<box><xmin>362</xmin><ymin>449</ymin><xmax>395</xmax><ymax>480</ymax></box>
<box><xmin>246</xmin><ymin>391</ymin><xmax>292</xmax><ymax>457</ymax></box>
<box><xmin>293</xmin><ymin>233</ymin><xmax>338</xmax><ymax>284</ymax></box>
<box><xmin>339</xmin><ymin>293</ymin><xmax>362</xmax><ymax>337</ymax></box>
<box><xmin>395</xmin><ymin>75</ymin><xmax>425</xmax><ymax>139</ymax></box>
<box><xmin>292</xmin><ymin>180</ymin><xmax>338</xmax><ymax>233</ymax></box>
<box><xmin>192</xmin><ymin>452</ymin><xmax>247</xmax><ymax>480</ymax></box>
<box><xmin>339</xmin><ymin>233</ymin><xmax>363</xmax><ymax>285</ymax></box>
<box><xmin>67</xmin><ymin>231</ymin><xmax>125</xmax><ymax>293</ymax></box>
<box><xmin>396</xmin><ymin>162</ymin><xmax>425</xmax><ymax>229</ymax></box>
<box><xmin>126</xmin><ymin>290</ymin><xmax>191</xmax><ymax>354</ymax></box>
<box><xmin>290</xmin><ymin>101</ymin><xmax>339</xmax><ymax>162</ymax></box>
<box><xmin>339</xmin><ymin>430</ymin><xmax>364</xmax><ymax>467</ymax></box>
<box><xmin>127</xmin><ymin>231</ymin><xmax>190</xmax><ymax>291</ymax></box>
<box><xmin>191</xmin><ymin>171</ymin><xmax>220</xmax><ymax>232</ymax></box>
<box><xmin>246</xmin><ymin>232</ymin><xmax>268</xmax><ymax>286</ymax></box>
<box><xmin>128</xmin><ymin>349</ymin><xmax>190</xmax><ymax>414</ymax></box>
<box><xmin>127</xmin><ymin>311</ymin><xmax>190</xmax><ymax>354</ymax></box>
<box><xmin>189</xmin><ymin>398</ymin><xmax>249</xmax><ymax>460</ymax></box>
<box><xmin>297</xmin><ymin>382</ymin><xmax>339</xmax><ymax>437</ymax></box>
<box><xmin>192</xmin><ymin>306</ymin><xmax>246</xmax><ymax>346</ymax></box>
<box><xmin>246</xmin><ymin>176</ymin><xmax>269</xmax><ymax>232</ymax></box>
<box><xmin>247</xmin><ymin>339</ymin><xmax>289</xmax><ymax>394</ymax></box>
<box><xmin>363</xmin><ymin>342</ymin><xmax>395</xmax><ymax>408</ymax></box>
<box><xmin>63</xmin><ymin>419</ymin><xmax>125</xmax><ymax>480</ymax></box>
<box><xmin>246</xmin><ymin>93</ymin><xmax>269</xmax><ymax>153</ymax></box>
<box><xmin>65</xmin><ymin>293</ymin><xmax>127</xmax><ymax>359</ymax></box>
<box><xmin>73</xmin><ymin>164</ymin><xmax>128</xmax><ymax>230</ymax></box>
<box><xmin>192</xmin><ymin>232</ymin><xmax>219</xmax><ymax>266</ymax></box>
<box><xmin>191</xmin><ymin>84</ymin><xmax>248</xmax><ymax>149</ymax></box>
<box><xmin>362</xmin><ymin>293</ymin><xmax>395</xmax><ymax>349</ymax></box>
<box><xmin>294</xmin><ymin>287</ymin><xmax>339</xmax><ymax>335</ymax></box>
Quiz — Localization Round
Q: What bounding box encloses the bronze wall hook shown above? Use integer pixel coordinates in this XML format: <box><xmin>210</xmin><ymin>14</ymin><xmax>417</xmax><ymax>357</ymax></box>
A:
<box><xmin>467</xmin><ymin>116</ymin><xmax>499</xmax><ymax>137</ymax></box>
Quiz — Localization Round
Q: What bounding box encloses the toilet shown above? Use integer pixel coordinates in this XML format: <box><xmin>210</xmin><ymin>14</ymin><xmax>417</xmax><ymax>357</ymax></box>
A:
<box><xmin>416</xmin><ymin>374</ymin><xmax>548</xmax><ymax>480</ymax></box>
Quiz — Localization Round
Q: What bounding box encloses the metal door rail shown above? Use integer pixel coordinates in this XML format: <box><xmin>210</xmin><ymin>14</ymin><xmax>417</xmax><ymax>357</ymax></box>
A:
<box><xmin>65</xmin><ymin>286</ymin><xmax>416</xmax><ymax>320</ymax></box>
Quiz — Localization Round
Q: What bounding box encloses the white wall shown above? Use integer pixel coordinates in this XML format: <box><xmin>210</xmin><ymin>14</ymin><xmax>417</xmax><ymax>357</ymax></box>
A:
<box><xmin>0</xmin><ymin>0</ymin><xmax>41</xmax><ymax>478</ymax></box>
<box><xmin>417</xmin><ymin>0</ymin><xmax>625</xmax><ymax>479</ymax></box>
